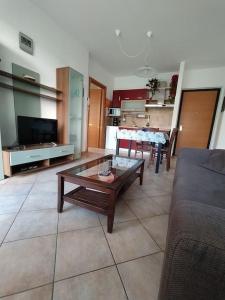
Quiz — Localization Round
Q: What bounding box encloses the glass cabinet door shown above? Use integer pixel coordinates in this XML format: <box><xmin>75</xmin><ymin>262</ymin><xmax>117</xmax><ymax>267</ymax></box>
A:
<box><xmin>69</xmin><ymin>69</ymin><xmax>83</xmax><ymax>159</ymax></box>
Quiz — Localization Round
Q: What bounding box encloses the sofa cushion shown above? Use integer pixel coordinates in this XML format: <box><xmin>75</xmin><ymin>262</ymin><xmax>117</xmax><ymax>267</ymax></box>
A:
<box><xmin>201</xmin><ymin>149</ymin><xmax>225</xmax><ymax>175</ymax></box>
<box><xmin>159</xmin><ymin>200</ymin><xmax>225</xmax><ymax>300</ymax></box>
<box><xmin>172</xmin><ymin>150</ymin><xmax>225</xmax><ymax>210</ymax></box>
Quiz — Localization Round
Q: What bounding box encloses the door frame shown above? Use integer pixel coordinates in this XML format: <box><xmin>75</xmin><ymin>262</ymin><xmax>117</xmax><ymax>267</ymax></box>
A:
<box><xmin>87</xmin><ymin>77</ymin><xmax>107</xmax><ymax>149</ymax></box>
<box><xmin>174</xmin><ymin>88</ymin><xmax>220</xmax><ymax>152</ymax></box>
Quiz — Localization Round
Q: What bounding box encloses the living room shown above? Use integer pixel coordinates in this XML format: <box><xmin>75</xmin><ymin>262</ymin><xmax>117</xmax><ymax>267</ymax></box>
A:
<box><xmin>0</xmin><ymin>0</ymin><xmax>225</xmax><ymax>299</ymax></box>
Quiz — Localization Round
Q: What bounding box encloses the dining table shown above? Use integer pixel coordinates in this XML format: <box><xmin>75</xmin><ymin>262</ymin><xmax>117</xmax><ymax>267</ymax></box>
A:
<box><xmin>116</xmin><ymin>129</ymin><xmax>168</xmax><ymax>173</ymax></box>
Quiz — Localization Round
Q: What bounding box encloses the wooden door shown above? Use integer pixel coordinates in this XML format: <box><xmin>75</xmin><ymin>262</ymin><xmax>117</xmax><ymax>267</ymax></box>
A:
<box><xmin>175</xmin><ymin>89</ymin><xmax>219</xmax><ymax>152</ymax></box>
<box><xmin>88</xmin><ymin>89</ymin><xmax>102</xmax><ymax>148</ymax></box>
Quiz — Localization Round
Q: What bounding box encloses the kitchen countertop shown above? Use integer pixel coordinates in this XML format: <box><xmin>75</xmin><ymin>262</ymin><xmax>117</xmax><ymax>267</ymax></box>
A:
<box><xmin>119</xmin><ymin>126</ymin><xmax>170</xmax><ymax>132</ymax></box>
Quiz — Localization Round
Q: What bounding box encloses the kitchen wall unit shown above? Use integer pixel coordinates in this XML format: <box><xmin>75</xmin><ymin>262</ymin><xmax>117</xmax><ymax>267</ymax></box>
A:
<box><xmin>57</xmin><ymin>67</ymin><xmax>84</xmax><ymax>159</ymax></box>
<box><xmin>121</xmin><ymin>100</ymin><xmax>146</xmax><ymax>112</ymax></box>
<box><xmin>112</xmin><ymin>89</ymin><xmax>149</xmax><ymax>107</ymax></box>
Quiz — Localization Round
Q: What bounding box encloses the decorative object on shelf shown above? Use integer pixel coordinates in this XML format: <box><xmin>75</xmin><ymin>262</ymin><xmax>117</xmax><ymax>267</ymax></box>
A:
<box><xmin>115</xmin><ymin>29</ymin><xmax>156</xmax><ymax>78</ymax></box>
<box><xmin>0</xmin><ymin>69</ymin><xmax>62</xmax><ymax>101</ymax></box>
<box><xmin>19</xmin><ymin>32</ymin><xmax>34</xmax><ymax>55</ymax></box>
<box><xmin>146</xmin><ymin>114</ymin><xmax>150</xmax><ymax>127</ymax></box>
<box><xmin>146</xmin><ymin>78</ymin><xmax>160</xmax><ymax>96</ymax></box>
<box><xmin>170</xmin><ymin>74</ymin><xmax>179</xmax><ymax>99</ymax></box>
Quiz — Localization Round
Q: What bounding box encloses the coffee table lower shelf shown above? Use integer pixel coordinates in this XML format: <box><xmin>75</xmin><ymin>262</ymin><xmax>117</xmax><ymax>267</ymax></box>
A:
<box><xmin>64</xmin><ymin>187</ymin><xmax>110</xmax><ymax>215</ymax></box>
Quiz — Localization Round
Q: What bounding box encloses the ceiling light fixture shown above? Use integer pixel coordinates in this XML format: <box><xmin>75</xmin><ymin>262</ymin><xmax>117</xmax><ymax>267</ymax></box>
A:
<box><xmin>115</xmin><ymin>29</ymin><xmax>155</xmax><ymax>78</ymax></box>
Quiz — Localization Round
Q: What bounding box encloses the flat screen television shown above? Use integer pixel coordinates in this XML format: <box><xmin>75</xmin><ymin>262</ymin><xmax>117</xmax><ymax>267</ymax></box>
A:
<box><xmin>17</xmin><ymin>116</ymin><xmax>58</xmax><ymax>145</ymax></box>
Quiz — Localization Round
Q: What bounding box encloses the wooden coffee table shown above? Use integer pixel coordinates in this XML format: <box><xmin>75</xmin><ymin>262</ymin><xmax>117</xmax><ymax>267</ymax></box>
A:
<box><xmin>57</xmin><ymin>155</ymin><xmax>145</xmax><ymax>233</ymax></box>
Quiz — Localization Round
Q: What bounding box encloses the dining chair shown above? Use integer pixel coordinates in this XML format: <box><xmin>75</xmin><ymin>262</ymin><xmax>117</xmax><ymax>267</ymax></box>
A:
<box><xmin>150</xmin><ymin>128</ymin><xmax>178</xmax><ymax>171</ymax></box>
<box><xmin>134</xmin><ymin>128</ymin><xmax>159</xmax><ymax>159</ymax></box>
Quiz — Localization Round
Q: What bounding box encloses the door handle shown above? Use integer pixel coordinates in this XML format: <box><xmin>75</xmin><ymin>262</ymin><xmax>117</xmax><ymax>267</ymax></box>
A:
<box><xmin>179</xmin><ymin>125</ymin><xmax>183</xmax><ymax>131</ymax></box>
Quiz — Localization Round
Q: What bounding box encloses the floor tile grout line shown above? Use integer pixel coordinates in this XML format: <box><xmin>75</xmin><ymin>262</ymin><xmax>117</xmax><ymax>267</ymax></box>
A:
<box><xmin>53</xmin><ymin>263</ymin><xmax>116</xmax><ymax>284</ymax></box>
<box><xmin>0</xmin><ymin>282</ymin><xmax>52</xmax><ymax>299</ymax></box>
<box><xmin>3</xmin><ymin>232</ymin><xmax>58</xmax><ymax>245</ymax></box>
<box><xmin>2</xmin><ymin>223</ymin><xmax>107</xmax><ymax>246</ymax></box>
<box><xmin>124</xmin><ymin>199</ymin><xmax>163</xmax><ymax>251</ymax></box>
<box><xmin>0</xmin><ymin>180</ymin><xmax>37</xmax><ymax>247</ymax></box>
<box><xmin>98</xmin><ymin>215</ymin><xmax>129</xmax><ymax>300</ymax></box>
<box><xmin>19</xmin><ymin>207</ymin><xmax>58</xmax><ymax>214</ymax></box>
<box><xmin>116</xmin><ymin>250</ymin><xmax>163</xmax><ymax>266</ymax></box>
<box><xmin>53</xmin><ymin>249</ymin><xmax>164</xmax><ymax>285</ymax></box>
<box><xmin>51</xmin><ymin>211</ymin><xmax>60</xmax><ymax>300</ymax></box>
<box><xmin>0</xmin><ymin>250</ymin><xmax>164</xmax><ymax>299</ymax></box>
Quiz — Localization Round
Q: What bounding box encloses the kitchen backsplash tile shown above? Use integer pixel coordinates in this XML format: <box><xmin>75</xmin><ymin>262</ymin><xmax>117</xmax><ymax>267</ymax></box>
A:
<box><xmin>120</xmin><ymin>108</ymin><xmax>173</xmax><ymax>129</ymax></box>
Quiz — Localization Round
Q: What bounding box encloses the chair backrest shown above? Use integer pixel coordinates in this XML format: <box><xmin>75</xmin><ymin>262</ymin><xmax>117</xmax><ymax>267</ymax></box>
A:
<box><xmin>168</xmin><ymin>128</ymin><xmax>178</xmax><ymax>153</ymax></box>
<box><xmin>146</xmin><ymin>127</ymin><xmax>159</xmax><ymax>132</ymax></box>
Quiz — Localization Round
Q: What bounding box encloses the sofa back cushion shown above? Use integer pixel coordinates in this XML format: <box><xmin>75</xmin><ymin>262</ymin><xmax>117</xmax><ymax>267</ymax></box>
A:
<box><xmin>201</xmin><ymin>150</ymin><xmax>225</xmax><ymax>175</ymax></box>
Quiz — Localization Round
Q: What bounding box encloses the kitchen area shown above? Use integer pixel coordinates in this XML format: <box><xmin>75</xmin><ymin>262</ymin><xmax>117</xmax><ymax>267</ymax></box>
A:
<box><xmin>105</xmin><ymin>74</ymin><xmax>178</xmax><ymax>150</ymax></box>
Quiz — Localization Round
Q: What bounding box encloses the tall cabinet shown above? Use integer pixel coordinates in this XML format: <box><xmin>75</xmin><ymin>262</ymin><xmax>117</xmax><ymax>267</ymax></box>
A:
<box><xmin>57</xmin><ymin>67</ymin><xmax>84</xmax><ymax>159</ymax></box>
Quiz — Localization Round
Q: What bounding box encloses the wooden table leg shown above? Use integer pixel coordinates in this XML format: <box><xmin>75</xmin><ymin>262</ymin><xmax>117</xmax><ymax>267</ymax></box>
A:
<box><xmin>128</xmin><ymin>140</ymin><xmax>132</xmax><ymax>157</ymax></box>
<box><xmin>155</xmin><ymin>143</ymin><xmax>162</xmax><ymax>174</ymax></box>
<box><xmin>57</xmin><ymin>175</ymin><xmax>64</xmax><ymax>213</ymax></box>
<box><xmin>140</xmin><ymin>161</ymin><xmax>145</xmax><ymax>185</ymax></box>
<box><xmin>107</xmin><ymin>191</ymin><xmax>116</xmax><ymax>233</ymax></box>
<box><xmin>116</xmin><ymin>139</ymin><xmax>120</xmax><ymax>156</ymax></box>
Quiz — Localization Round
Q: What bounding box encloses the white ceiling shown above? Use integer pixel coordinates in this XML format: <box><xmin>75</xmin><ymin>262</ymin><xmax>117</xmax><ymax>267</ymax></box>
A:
<box><xmin>31</xmin><ymin>0</ymin><xmax>225</xmax><ymax>76</ymax></box>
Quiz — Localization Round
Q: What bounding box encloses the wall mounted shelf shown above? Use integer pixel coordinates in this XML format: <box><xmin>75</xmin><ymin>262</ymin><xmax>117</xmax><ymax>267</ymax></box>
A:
<box><xmin>145</xmin><ymin>104</ymin><xmax>174</xmax><ymax>108</ymax></box>
<box><xmin>0</xmin><ymin>82</ymin><xmax>62</xmax><ymax>102</ymax></box>
<box><xmin>148</xmin><ymin>87</ymin><xmax>171</xmax><ymax>91</ymax></box>
<box><xmin>0</xmin><ymin>69</ymin><xmax>62</xmax><ymax>94</ymax></box>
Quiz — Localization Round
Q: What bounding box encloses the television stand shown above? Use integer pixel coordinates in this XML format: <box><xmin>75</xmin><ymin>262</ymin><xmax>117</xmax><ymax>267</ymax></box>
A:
<box><xmin>2</xmin><ymin>144</ymin><xmax>76</xmax><ymax>177</ymax></box>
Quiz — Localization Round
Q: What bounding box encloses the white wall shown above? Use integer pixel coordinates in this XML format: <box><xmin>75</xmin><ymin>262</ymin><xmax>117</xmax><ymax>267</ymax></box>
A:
<box><xmin>182</xmin><ymin>66</ymin><xmax>225</xmax><ymax>149</ymax></box>
<box><xmin>0</xmin><ymin>0</ymin><xmax>115</xmax><ymax>150</ymax></box>
<box><xmin>0</xmin><ymin>0</ymin><xmax>90</xmax><ymax>149</ymax></box>
<box><xmin>114</xmin><ymin>72</ymin><xmax>177</xmax><ymax>90</ymax></box>
<box><xmin>171</xmin><ymin>61</ymin><xmax>186</xmax><ymax>130</ymax></box>
<box><xmin>89</xmin><ymin>57</ymin><xmax>114</xmax><ymax>99</ymax></box>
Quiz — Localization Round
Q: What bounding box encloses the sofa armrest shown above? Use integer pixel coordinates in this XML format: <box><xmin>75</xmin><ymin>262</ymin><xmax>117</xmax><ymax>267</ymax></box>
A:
<box><xmin>158</xmin><ymin>200</ymin><xmax>225</xmax><ymax>300</ymax></box>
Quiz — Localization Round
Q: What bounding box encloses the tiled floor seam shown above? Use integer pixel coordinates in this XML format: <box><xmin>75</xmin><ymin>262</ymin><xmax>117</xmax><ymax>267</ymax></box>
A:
<box><xmin>0</xmin><ymin>283</ymin><xmax>52</xmax><ymax>299</ymax></box>
<box><xmin>0</xmin><ymin>180</ymin><xmax>37</xmax><ymax>247</ymax></box>
<box><xmin>124</xmin><ymin>202</ymin><xmax>164</xmax><ymax>251</ymax></box>
<box><xmin>98</xmin><ymin>215</ymin><xmax>129</xmax><ymax>300</ymax></box>
<box><xmin>116</xmin><ymin>250</ymin><xmax>163</xmax><ymax>266</ymax></box>
<box><xmin>0</xmin><ymin>252</ymin><xmax>164</xmax><ymax>299</ymax></box>
<box><xmin>51</xmin><ymin>209</ymin><xmax>60</xmax><ymax>300</ymax></box>
<box><xmin>2</xmin><ymin>222</ymin><xmax>103</xmax><ymax>245</ymax></box>
<box><xmin>53</xmin><ymin>263</ymin><xmax>116</xmax><ymax>284</ymax></box>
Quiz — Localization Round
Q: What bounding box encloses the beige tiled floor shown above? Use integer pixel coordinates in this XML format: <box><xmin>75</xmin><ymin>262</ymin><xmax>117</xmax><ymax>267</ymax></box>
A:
<box><xmin>0</xmin><ymin>150</ymin><xmax>175</xmax><ymax>299</ymax></box>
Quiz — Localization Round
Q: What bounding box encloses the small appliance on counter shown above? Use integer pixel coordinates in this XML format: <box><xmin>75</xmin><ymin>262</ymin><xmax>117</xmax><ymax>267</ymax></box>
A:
<box><xmin>108</xmin><ymin>108</ymin><xmax>121</xmax><ymax>117</ymax></box>
<box><xmin>112</xmin><ymin>117</ymin><xmax>120</xmax><ymax>126</ymax></box>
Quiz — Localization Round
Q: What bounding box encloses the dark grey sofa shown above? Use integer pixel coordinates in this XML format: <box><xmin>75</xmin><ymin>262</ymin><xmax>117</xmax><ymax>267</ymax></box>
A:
<box><xmin>158</xmin><ymin>148</ymin><xmax>225</xmax><ymax>300</ymax></box>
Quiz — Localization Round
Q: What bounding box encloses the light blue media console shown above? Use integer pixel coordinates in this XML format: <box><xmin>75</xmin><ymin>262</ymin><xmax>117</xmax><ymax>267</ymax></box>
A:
<box><xmin>2</xmin><ymin>144</ymin><xmax>75</xmax><ymax>177</ymax></box>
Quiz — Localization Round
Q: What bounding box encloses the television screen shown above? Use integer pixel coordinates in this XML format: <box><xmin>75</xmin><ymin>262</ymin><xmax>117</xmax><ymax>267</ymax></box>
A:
<box><xmin>17</xmin><ymin>116</ymin><xmax>58</xmax><ymax>145</ymax></box>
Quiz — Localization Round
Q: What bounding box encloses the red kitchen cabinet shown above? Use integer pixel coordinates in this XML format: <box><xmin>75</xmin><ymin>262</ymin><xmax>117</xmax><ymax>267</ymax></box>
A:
<box><xmin>112</xmin><ymin>89</ymin><xmax>149</xmax><ymax>107</ymax></box>
<box><xmin>121</xmin><ymin>89</ymin><xmax>149</xmax><ymax>100</ymax></box>
<box><xmin>112</xmin><ymin>90</ymin><xmax>121</xmax><ymax>107</ymax></box>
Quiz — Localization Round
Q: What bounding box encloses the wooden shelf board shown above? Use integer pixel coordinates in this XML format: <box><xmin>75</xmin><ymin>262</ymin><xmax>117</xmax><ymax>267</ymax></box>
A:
<box><xmin>148</xmin><ymin>87</ymin><xmax>171</xmax><ymax>90</ymax></box>
<box><xmin>10</xmin><ymin>156</ymin><xmax>74</xmax><ymax>176</ymax></box>
<box><xmin>0</xmin><ymin>82</ymin><xmax>62</xmax><ymax>102</ymax></box>
<box><xmin>0</xmin><ymin>69</ymin><xmax>62</xmax><ymax>94</ymax></box>
<box><xmin>64</xmin><ymin>187</ymin><xmax>110</xmax><ymax>214</ymax></box>
<box><xmin>145</xmin><ymin>104</ymin><xmax>174</xmax><ymax>108</ymax></box>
